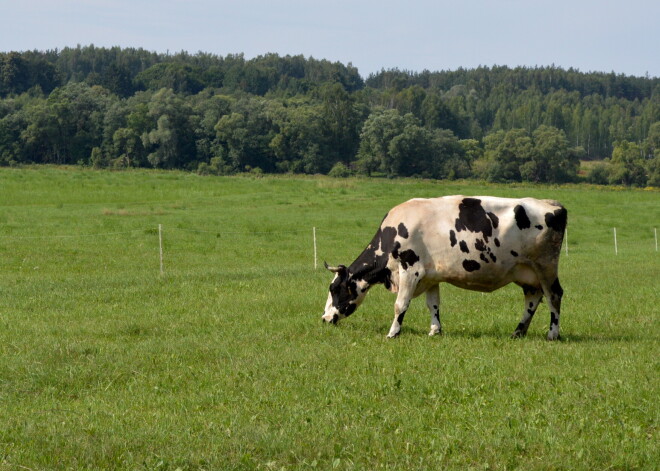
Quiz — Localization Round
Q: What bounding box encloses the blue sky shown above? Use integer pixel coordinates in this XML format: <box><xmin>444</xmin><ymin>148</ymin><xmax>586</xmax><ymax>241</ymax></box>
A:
<box><xmin>3</xmin><ymin>0</ymin><xmax>659</xmax><ymax>78</ymax></box>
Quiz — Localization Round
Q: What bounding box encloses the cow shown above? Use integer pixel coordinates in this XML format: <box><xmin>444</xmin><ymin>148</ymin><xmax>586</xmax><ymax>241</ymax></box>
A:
<box><xmin>322</xmin><ymin>196</ymin><xmax>567</xmax><ymax>340</ymax></box>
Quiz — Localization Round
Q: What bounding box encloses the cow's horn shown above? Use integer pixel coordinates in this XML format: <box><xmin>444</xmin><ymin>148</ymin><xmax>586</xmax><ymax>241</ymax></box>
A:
<box><xmin>324</xmin><ymin>262</ymin><xmax>346</xmax><ymax>273</ymax></box>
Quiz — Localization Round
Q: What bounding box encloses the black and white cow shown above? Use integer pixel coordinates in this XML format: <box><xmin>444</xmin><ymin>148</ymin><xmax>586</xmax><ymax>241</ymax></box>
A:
<box><xmin>322</xmin><ymin>196</ymin><xmax>567</xmax><ymax>340</ymax></box>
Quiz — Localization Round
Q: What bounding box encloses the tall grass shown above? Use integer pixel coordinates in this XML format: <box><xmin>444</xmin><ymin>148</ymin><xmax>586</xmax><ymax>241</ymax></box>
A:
<box><xmin>0</xmin><ymin>167</ymin><xmax>657</xmax><ymax>470</ymax></box>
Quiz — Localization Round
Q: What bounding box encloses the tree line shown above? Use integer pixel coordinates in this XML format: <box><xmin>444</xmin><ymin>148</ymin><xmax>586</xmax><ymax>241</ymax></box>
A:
<box><xmin>1</xmin><ymin>45</ymin><xmax>659</xmax><ymax>186</ymax></box>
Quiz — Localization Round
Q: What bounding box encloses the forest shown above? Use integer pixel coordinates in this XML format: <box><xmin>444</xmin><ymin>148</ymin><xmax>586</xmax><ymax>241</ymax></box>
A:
<box><xmin>1</xmin><ymin>45</ymin><xmax>659</xmax><ymax>186</ymax></box>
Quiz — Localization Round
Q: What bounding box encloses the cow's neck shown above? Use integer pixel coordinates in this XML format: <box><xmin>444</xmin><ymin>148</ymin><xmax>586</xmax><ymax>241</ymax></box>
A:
<box><xmin>348</xmin><ymin>227</ymin><xmax>394</xmax><ymax>291</ymax></box>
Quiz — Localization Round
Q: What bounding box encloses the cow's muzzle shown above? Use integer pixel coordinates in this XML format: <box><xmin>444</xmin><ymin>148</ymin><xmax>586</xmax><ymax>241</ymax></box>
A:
<box><xmin>322</xmin><ymin>313</ymin><xmax>339</xmax><ymax>324</ymax></box>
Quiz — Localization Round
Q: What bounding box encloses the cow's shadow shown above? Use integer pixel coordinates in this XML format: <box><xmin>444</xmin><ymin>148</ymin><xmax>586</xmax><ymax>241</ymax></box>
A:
<box><xmin>382</xmin><ymin>325</ymin><xmax>639</xmax><ymax>343</ymax></box>
<box><xmin>342</xmin><ymin>312</ymin><xmax>640</xmax><ymax>343</ymax></box>
<box><xmin>542</xmin><ymin>332</ymin><xmax>641</xmax><ymax>343</ymax></box>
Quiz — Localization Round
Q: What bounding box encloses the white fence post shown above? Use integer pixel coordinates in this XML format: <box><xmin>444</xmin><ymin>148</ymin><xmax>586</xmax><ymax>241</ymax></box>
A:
<box><xmin>313</xmin><ymin>227</ymin><xmax>317</xmax><ymax>269</ymax></box>
<box><xmin>159</xmin><ymin>224</ymin><xmax>164</xmax><ymax>275</ymax></box>
<box><xmin>613</xmin><ymin>227</ymin><xmax>618</xmax><ymax>255</ymax></box>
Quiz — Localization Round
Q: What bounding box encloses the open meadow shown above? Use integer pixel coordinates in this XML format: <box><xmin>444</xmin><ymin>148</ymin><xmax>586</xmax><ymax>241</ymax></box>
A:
<box><xmin>0</xmin><ymin>167</ymin><xmax>658</xmax><ymax>470</ymax></box>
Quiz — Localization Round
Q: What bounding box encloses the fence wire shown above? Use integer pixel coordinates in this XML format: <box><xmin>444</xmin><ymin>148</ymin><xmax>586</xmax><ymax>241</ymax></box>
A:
<box><xmin>0</xmin><ymin>224</ymin><xmax>658</xmax><ymax>270</ymax></box>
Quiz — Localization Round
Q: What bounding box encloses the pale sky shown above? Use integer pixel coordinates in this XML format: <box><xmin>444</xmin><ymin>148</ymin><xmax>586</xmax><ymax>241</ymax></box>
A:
<box><xmin>3</xmin><ymin>0</ymin><xmax>659</xmax><ymax>78</ymax></box>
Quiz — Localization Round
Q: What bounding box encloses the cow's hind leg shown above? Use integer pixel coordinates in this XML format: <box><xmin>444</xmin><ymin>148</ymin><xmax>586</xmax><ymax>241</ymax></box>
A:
<box><xmin>512</xmin><ymin>285</ymin><xmax>543</xmax><ymax>338</ymax></box>
<box><xmin>426</xmin><ymin>284</ymin><xmax>442</xmax><ymax>336</ymax></box>
<box><xmin>542</xmin><ymin>277</ymin><xmax>563</xmax><ymax>341</ymax></box>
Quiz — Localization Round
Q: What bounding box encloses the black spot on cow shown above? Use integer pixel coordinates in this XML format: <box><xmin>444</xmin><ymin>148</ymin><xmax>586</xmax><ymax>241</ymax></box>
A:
<box><xmin>480</xmin><ymin>253</ymin><xmax>489</xmax><ymax>263</ymax></box>
<box><xmin>392</xmin><ymin>240</ymin><xmax>420</xmax><ymax>270</ymax></box>
<box><xmin>398</xmin><ymin>249</ymin><xmax>420</xmax><ymax>270</ymax></box>
<box><xmin>487</xmin><ymin>212</ymin><xmax>499</xmax><ymax>229</ymax></box>
<box><xmin>514</xmin><ymin>205</ymin><xmax>531</xmax><ymax>230</ymax></box>
<box><xmin>344</xmin><ymin>303</ymin><xmax>357</xmax><ymax>316</ymax></box>
<box><xmin>489</xmin><ymin>253</ymin><xmax>497</xmax><ymax>263</ymax></box>
<box><xmin>397</xmin><ymin>311</ymin><xmax>406</xmax><ymax>325</ymax></box>
<box><xmin>462</xmin><ymin>260</ymin><xmax>481</xmax><ymax>272</ymax></box>
<box><xmin>551</xmin><ymin>278</ymin><xmax>564</xmax><ymax>297</ymax></box>
<box><xmin>527</xmin><ymin>309</ymin><xmax>534</xmax><ymax>315</ymax></box>
<box><xmin>550</xmin><ymin>312</ymin><xmax>559</xmax><ymax>326</ymax></box>
<box><xmin>535</xmin><ymin>225</ymin><xmax>543</xmax><ymax>230</ymax></box>
<box><xmin>522</xmin><ymin>285</ymin><xmax>537</xmax><ymax>295</ymax></box>
<box><xmin>494</xmin><ymin>238</ymin><xmax>500</xmax><ymax>247</ymax></box>
<box><xmin>545</xmin><ymin>207</ymin><xmax>568</xmax><ymax>233</ymax></box>
<box><xmin>415</xmin><ymin>272</ymin><xmax>419</xmax><ymax>277</ymax></box>
<box><xmin>381</xmin><ymin>226</ymin><xmax>397</xmax><ymax>245</ymax></box>
<box><xmin>459</xmin><ymin>240</ymin><xmax>470</xmax><ymax>253</ymax></box>
<box><xmin>397</xmin><ymin>222</ymin><xmax>409</xmax><ymax>239</ymax></box>
<box><xmin>449</xmin><ymin>230</ymin><xmax>457</xmax><ymax>247</ymax></box>
<box><xmin>474</xmin><ymin>239</ymin><xmax>487</xmax><ymax>252</ymax></box>
<box><xmin>455</xmin><ymin>198</ymin><xmax>494</xmax><ymax>242</ymax></box>
<box><xmin>382</xmin><ymin>270</ymin><xmax>393</xmax><ymax>290</ymax></box>
<box><xmin>510</xmin><ymin>250</ymin><xmax>519</xmax><ymax>257</ymax></box>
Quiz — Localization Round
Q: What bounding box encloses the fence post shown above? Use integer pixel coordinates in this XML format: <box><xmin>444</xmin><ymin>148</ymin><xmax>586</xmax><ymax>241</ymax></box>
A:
<box><xmin>159</xmin><ymin>224</ymin><xmax>164</xmax><ymax>275</ymax></box>
<box><xmin>613</xmin><ymin>227</ymin><xmax>618</xmax><ymax>255</ymax></box>
<box><xmin>313</xmin><ymin>227</ymin><xmax>317</xmax><ymax>269</ymax></box>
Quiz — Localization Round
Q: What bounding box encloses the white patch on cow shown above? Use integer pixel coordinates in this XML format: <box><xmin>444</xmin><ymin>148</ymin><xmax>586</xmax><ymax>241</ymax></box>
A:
<box><xmin>321</xmin><ymin>274</ymin><xmax>340</xmax><ymax>323</ymax></box>
<box><xmin>356</xmin><ymin>279</ymin><xmax>369</xmax><ymax>293</ymax></box>
<box><xmin>428</xmin><ymin>325</ymin><xmax>441</xmax><ymax>336</ymax></box>
<box><xmin>322</xmin><ymin>291</ymin><xmax>338</xmax><ymax>322</ymax></box>
<box><xmin>387</xmin><ymin>324</ymin><xmax>401</xmax><ymax>338</ymax></box>
<box><xmin>426</xmin><ymin>285</ymin><xmax>442</xmax><ymax>336</ymax></box>
<box><xmin>373</xmin><ymin>240</ymin><xmax>384</xmax><ymax>257</ymax></box>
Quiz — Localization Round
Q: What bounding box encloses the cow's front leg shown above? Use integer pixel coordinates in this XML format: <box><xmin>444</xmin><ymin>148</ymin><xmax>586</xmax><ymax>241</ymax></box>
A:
<box><xmin>426</xmin><ymin>284</ymin><xmax>442</xmax><ymax>336</ymax></box>
<box><xmin>387</xmin><ymin>274</ymin><xmax>416</xmax><ymax>338</ymax></box>
<box><xmin>512</xmin><ymin>285</ymin><xmax>543</xmax><ymax>338</ymax></box>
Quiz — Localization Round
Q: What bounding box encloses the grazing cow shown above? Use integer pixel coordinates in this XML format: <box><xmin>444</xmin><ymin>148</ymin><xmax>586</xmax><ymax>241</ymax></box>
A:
<box><xmin>322</xmin><ymin>196</ymin><xmax>567</xmax><ymax>340</ymax></box>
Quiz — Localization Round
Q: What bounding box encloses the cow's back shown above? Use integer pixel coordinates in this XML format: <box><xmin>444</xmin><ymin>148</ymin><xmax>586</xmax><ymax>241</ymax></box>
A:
<box><xmin>381</xmin><ymin>196</ymin><xmax>566</xmax><ymax>292</ymax></box>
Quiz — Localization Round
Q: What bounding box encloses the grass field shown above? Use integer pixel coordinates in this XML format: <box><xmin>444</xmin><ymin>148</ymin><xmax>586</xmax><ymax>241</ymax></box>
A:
<box><xmin>0</xmin><ymin>167</ymin><xmax>658</xmax><ymax>470</ymax></box>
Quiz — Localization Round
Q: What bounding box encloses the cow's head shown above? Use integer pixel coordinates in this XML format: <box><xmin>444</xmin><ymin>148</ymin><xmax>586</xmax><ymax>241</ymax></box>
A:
<box><xmin>322</xmin><ymin>262</ymin><xmax>368</xmax><ymax>324</ymax></box>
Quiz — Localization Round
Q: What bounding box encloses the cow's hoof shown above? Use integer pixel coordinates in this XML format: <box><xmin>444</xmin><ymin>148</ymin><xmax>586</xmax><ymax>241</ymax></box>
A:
<box><xmin>547</xmin><ymin>332</ymin><xmax>561</xmax><ymax>341</ymax></box>
<box><xmin>428</xmin><ymin>326</ymin><xmax>442</xmax><ymax>336</ymax></box>
<box><xmin>511</xmin><ymin>330</ymin><xmax>526</xmax><ymax>339</ymax></box>
<box><xmin>386</xmin><ymin>331</ymin><xmax>400</xmax><ymax>339</ymax></box>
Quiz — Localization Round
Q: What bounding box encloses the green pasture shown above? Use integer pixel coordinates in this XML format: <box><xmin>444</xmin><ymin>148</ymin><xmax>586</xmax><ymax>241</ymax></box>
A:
<box><xmin>0</xmin><ymin>167</ymin><xmax>658</xmax><ymax>470</ymax></box>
